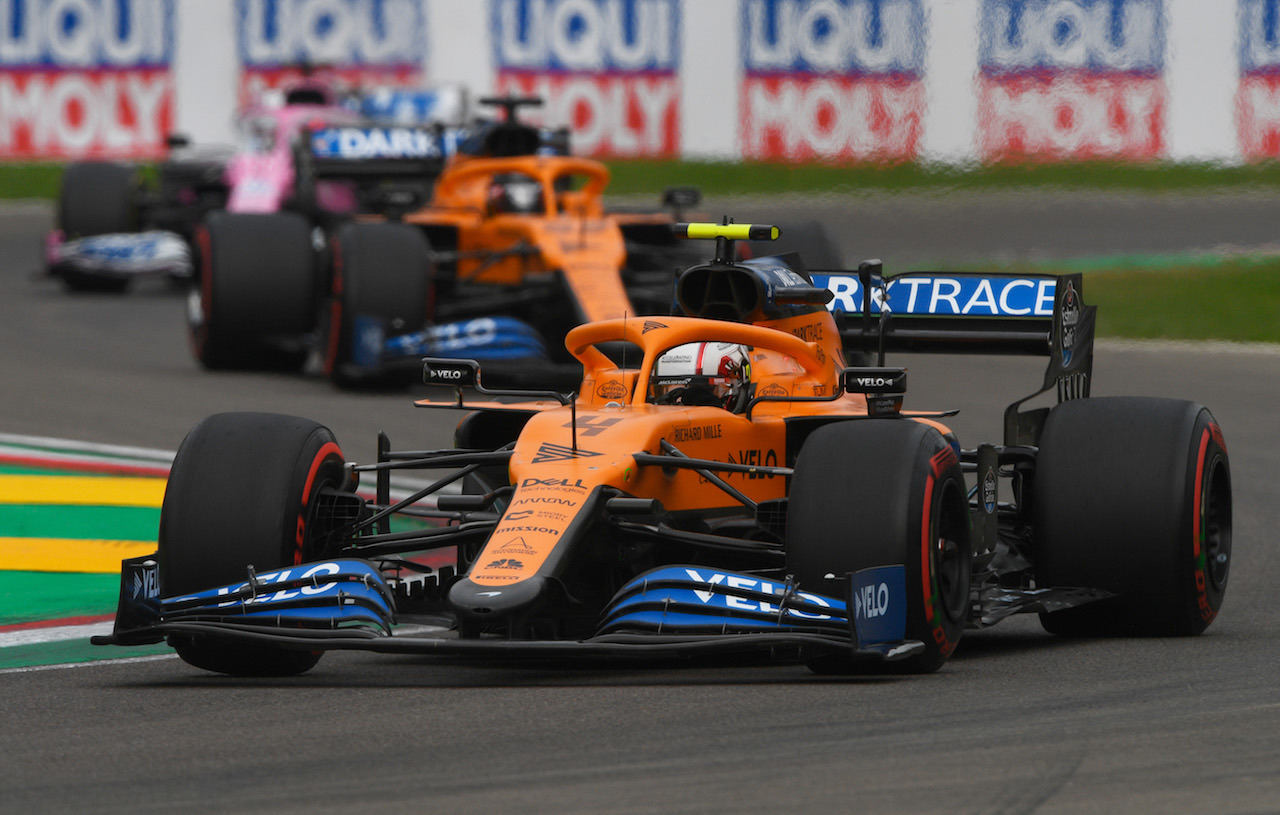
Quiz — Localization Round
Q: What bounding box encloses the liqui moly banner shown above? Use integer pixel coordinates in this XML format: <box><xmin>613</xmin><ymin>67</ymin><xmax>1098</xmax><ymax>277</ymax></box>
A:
<box><xmin>977</xmin><ymin>0</ymin><xmax>1167</xmax><ymax>161</ymax></box>
<box><xmin>739</xmin><ymin>0</ymin><xmax>926</xmax><ymax>163</ymax></box>
<box><xmin>236</xmin><ymin>0</ymin><xmax>426</xmax><ymax>105</ymax></box>
<box><xmin>0</xmin><ymin>0</ymin><xmax>174</xmax><ymax>159</ymax></box>
<box><xmin>491</xmin><ymin>0</ymin><xmax>680</xmax><ymax>158</ymax></box>
<box><xmin>1237</xmin><ymin>0</ymin><xmax>1280</xmax><ymax>158</ymax></box>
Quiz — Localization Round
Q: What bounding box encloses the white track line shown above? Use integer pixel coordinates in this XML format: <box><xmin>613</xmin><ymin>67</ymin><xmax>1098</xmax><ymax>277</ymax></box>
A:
<box><xmin>0</xmin><ymin>621</ymin><xmax>115</xmax><ymax>648</ymax></box>
<box><xmin>0</xmin><ymin>654</ymin><xmax>177</xmax><ymax>675</ymax></box>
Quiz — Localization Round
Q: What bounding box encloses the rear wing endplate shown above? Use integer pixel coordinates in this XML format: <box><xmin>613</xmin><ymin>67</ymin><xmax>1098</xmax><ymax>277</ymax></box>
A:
<box><xmin>810</xmin><ymin>266</ymin><xmax>1097</xmax><ymax>446</ymax></box>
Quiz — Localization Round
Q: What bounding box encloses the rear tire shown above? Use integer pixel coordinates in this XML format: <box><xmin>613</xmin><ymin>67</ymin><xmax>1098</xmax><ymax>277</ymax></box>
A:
<box><xmin>323</xmin><ymin>221</ymin><xmax>431</xmax><ymax>389</ymax></box>
<box><xmin>1034</xmin><ymin>397</ymin><xmax>1231</xmax><ymax>636</ymax></box>
<box><xmin>159</xmin><ymin>412</ymin><xmax>348</xmax><ymax>675</ymax></box>
<box><xmin>787</xmin><ymin>420</ymin><xmax>970</xmax><ymax>673</ymax></box>
<box><xmin>190</xmin><ymin>211</ymin><xmax>316</xmax><ymax>371</ymax></box>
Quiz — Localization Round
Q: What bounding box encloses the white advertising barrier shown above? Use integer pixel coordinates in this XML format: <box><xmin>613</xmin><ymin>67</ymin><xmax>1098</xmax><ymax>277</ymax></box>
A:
<box><xmin>0</xmin><ymin>0</ymin><xmax>175</xmax><ymax>160</ymax></box>
<box><xmin>976</xmin><ymin>0</ymin><xmax>1166</xmax><ymax>161</ymax></box>
<box><xmin>490</xmin><ymin>0</ymin><xmax>682</xmax><ymax>157</ymax></box>
<box><xmin>0</xmin><ymin>0</ymin><xmax>1260</xmax><ymax>165</ymax></box>
<box><xmin>235</xmin><ymin>0</ymin><xmax>427</xmax><ymax>105</ymax></box>
<box><xmin>1237</xmin><ymin>0</ymin><xmax>1280</xmax><ymax>159</ymax></box>
<box><xmin>739</xmin><ymin>0</ymin><xmax>927</xmax><ymax>162</ymax></box>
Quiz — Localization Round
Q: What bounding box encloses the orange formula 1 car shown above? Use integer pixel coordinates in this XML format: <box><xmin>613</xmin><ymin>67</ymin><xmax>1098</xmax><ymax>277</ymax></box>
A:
<box><xmin>96</xmin><ymin>223</ymin><xmax>1233</xmax><ymax>677</ymax></box>
<box><xmin>191</xmin><ymin>97</ymin><xmax>705</xmax><ymax>387</ymax></box>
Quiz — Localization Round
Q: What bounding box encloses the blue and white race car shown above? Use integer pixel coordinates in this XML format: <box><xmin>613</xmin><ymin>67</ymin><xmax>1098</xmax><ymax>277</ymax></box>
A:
<box><xmin>44</xmin><ymin>81</ymin><xmax>467</xmax><ymax>292</ymax></box>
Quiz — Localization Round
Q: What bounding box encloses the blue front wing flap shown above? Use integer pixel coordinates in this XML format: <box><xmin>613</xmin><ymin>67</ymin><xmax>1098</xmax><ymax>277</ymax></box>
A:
<box><xmin>99</xmin><ymin>556</ymin><xmax>397</xmax><ymax>645</ymax></box>
<box><xmin>97</xmin><ymin>556</ymin><xmax>920</xmax><ymax>662</ymax></box>
<box><xmin>354</xmin><ymin>315</ymin><xmax>550</xmax><ymax>369</ymax></box>
<box><xmin>598</xmin><ymin>564</ymin><xmax>916</xmax><ymax>658</ymax></box>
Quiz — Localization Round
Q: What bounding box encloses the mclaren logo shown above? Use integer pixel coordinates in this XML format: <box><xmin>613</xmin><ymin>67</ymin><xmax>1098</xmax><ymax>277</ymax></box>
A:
<box><xmin>642</xmin><ymin>320</ymin><xmax>666</xmax><ymax>333</ymax></box>
<box><xmin>532</xmin><ymin>443</ymin><xmax>603</xmax><ymax>464</ymax></box>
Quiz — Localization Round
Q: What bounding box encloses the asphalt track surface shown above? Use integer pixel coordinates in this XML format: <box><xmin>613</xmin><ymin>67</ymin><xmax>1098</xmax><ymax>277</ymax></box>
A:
<box><xmin>2</xmin><ymin>198</ymin><xmax>1279</xmax><ymax>813</ymax></box>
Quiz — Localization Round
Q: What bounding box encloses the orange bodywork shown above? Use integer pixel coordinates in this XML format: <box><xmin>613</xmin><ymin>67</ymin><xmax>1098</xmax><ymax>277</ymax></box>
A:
<box><xmin>414</xmin><ymin>312</ymin><xmax>936</xmax><ymax>589</ymax></box>
<box><xmin>403</xmin><ymin>154</ymin><xmax>644</xmax><ymax>323</ymax></box>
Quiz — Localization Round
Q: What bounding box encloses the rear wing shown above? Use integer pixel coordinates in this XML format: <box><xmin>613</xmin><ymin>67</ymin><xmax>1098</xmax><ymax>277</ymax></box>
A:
<box><xmin>298</xmin><ymin>123</ymin><xmax>460</xmax><ymax>215</ymax></box>
<box><xmin>308</xmin><ymin>124</ymin><xmax>454</xmax><ymax>178</ymax></box>
<box><xmin>810</xmin><ymin>266</ymin><xmax>1098</xmax><ymax>446</ymax></box>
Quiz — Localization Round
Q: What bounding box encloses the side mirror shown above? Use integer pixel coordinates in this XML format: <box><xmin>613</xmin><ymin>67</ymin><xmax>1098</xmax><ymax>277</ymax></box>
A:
<box><xmin>423</xmin><ymin>358</ymin><xmax>479</xmax><ymax>388</ymax></box>
<box><xmin>423</xmin><ymin>358</ymin><xmax>480</xmax><ymax>407</ymax></box>
<box><xmin>841</xmin><ymin>366</ymin><xmax>906</xmax><ymax>417</ymax></box>
<box><xmin>841</xmin><ymin>367</ymin><xmax>907</xmax><ymax>395</ymax></box>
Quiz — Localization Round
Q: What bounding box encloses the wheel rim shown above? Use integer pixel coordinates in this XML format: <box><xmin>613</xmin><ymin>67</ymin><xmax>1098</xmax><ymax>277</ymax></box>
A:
<box><xmin>1203</xmin><ymin>456</ymin><xmax>1231</xmax><ymax>591</ymax></box>
<box><xmin>935</xmin><ymin>482</ymin><xmax>970</xmax><ymax>624</ymax></box>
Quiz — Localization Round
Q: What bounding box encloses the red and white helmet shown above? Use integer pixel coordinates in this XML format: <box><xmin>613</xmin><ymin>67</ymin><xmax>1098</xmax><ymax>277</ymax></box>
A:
<box><xmin>651</xmin><ymin>342</ymin><xmax>750</xmax><ymax>411</ymax></box>
<box><xmin>487</xmin><ymin>172</ymin><xmax>543</xmax><ymax>214</ymax></box>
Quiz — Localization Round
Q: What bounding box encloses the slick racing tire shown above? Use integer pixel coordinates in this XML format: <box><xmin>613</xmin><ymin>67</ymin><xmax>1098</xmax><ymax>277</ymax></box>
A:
<box><xmin>787</xmin><ymin>420</ymin><xmax>970</xmax><ymax>674</ymax></box>
<box><xmin>1033</xmin><ymin>397</ymin><xmax>1231</xmax><ymax>637</ymax></box>
<box><xmin>323</xmin><ymin>221</ymin><xmax>431</xmax><ymax>389</ymax></box>
<box><xmin>159</xmin><ymin>413</ymin><xmax>348</xmax><ymax>676</ymax></box>
<box><xmin>190</xmin><ymin>211</ymin><xmax>317</xmax><ymax>371</ymax></box>
<box><xmin>56</xmin><ymin>162</ymin><xmax>139</xmax><ymax>293</ymax></box>
<box><xmin>58</xmin><ymin>161</ymin><xmax>138</xmax><ymax>238</ymax></box>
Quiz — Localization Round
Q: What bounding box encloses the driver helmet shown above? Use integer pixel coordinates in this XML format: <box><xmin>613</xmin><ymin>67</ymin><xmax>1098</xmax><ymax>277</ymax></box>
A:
<box><xmin>651</xmin><ymin>342</ymin><xmax>751</xmax><ymax>411</ymax></box>
<box><xmin>487</xmin><ymin>172</ymin><xmax>543</xmax><ymax>214</ymax></box>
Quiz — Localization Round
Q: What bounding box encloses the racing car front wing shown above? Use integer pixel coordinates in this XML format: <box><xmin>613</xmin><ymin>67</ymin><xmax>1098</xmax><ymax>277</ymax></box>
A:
<box><xmin>46</xmin><ymin>230</ymin><xmax>193</xmax><ymax>280</ymax></box>
<box><xmin>93</xmin><ymin>556</ymin><xmax>924</xmax><ymax>665</ymax></box>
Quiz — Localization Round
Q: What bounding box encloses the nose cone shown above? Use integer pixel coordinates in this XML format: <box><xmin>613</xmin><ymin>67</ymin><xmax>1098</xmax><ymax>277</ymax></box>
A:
<box><xmin>448</xmin><ymin>575</ymin><xmax>550</xmax><ymax>626</ymax></box>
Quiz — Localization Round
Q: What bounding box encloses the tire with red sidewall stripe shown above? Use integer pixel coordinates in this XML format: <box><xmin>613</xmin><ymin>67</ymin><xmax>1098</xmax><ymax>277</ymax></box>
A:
<box><xmin>1034</xmin><ymin>397</ymin><xmax>1231</xmax><ymax>636</ymax></box>
<box><xmin>159</xmin><ymin>412</ymin><xmax>347</xmax><ymax>675</ymax></box>
<box><xmin>787</xmin><ymin>420</ymin><xmax>971</xmax><ymax>674</ymax></box>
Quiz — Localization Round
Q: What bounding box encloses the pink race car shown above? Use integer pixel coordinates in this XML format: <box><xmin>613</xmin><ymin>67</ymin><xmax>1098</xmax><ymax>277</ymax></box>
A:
<box><xmin>45</xmin><ymin>78</ymin><xmax>461</xmax><ymax>292</ymax></box>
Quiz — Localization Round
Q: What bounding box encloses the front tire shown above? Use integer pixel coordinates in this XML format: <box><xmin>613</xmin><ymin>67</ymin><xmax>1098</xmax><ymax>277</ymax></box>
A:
<box><xmin>190</xmin><ymin>212</ymin><xmax>317</xmax><ymax>371</ymax></box>
<box><xmin>59</xmin><ymin>162</ymin><xmax>138</xmax><ymax>238</ymax></box>
<box><xmin>787</xmin><ymin>420</ymin><xmax>971</xmax><ymax>673</ymax></box>
<box><xmin>323</xmin><ymin>221</ymin><xmax>431</xmax><ymax>389</ymax></box>
<box><xmin>1034</xmin><ymin>397</ymin><xmax>1231</xmax><ymax>636</ymax></box>
<box><xmin>56</xmin><ymin>162</ymin><xmax>140</xmax><ymax>293</ymax></box>
<box><xmin>159</xmin><ymin>412</ymin><xmax>348</xmax><ymax>675</ymax></box>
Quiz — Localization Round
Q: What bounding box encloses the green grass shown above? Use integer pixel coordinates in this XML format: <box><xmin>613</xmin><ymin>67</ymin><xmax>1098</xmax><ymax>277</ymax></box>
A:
<box><xmin>989</xmin><ymin>256</ymin><xmax>1280</xmax><ymax>344</ymax></box>
<box><xmin>12</xmin><ymin>158</ymin><xmax>1280</xmax><ymax>201</ymax></box>
<box><xmin>603</xmin><ymin>158</ymin><xmax>1280</xmax><ymax>196</ymax></box>
<box><xmin>0</xmin><ymin>163</ymin><xmax>64</xmax><ymax>200</ymax></box>
<box><xmin>5</xmin><ymin>159</ymin><xmax>1276</xmax><ymax>344</ymax></box>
